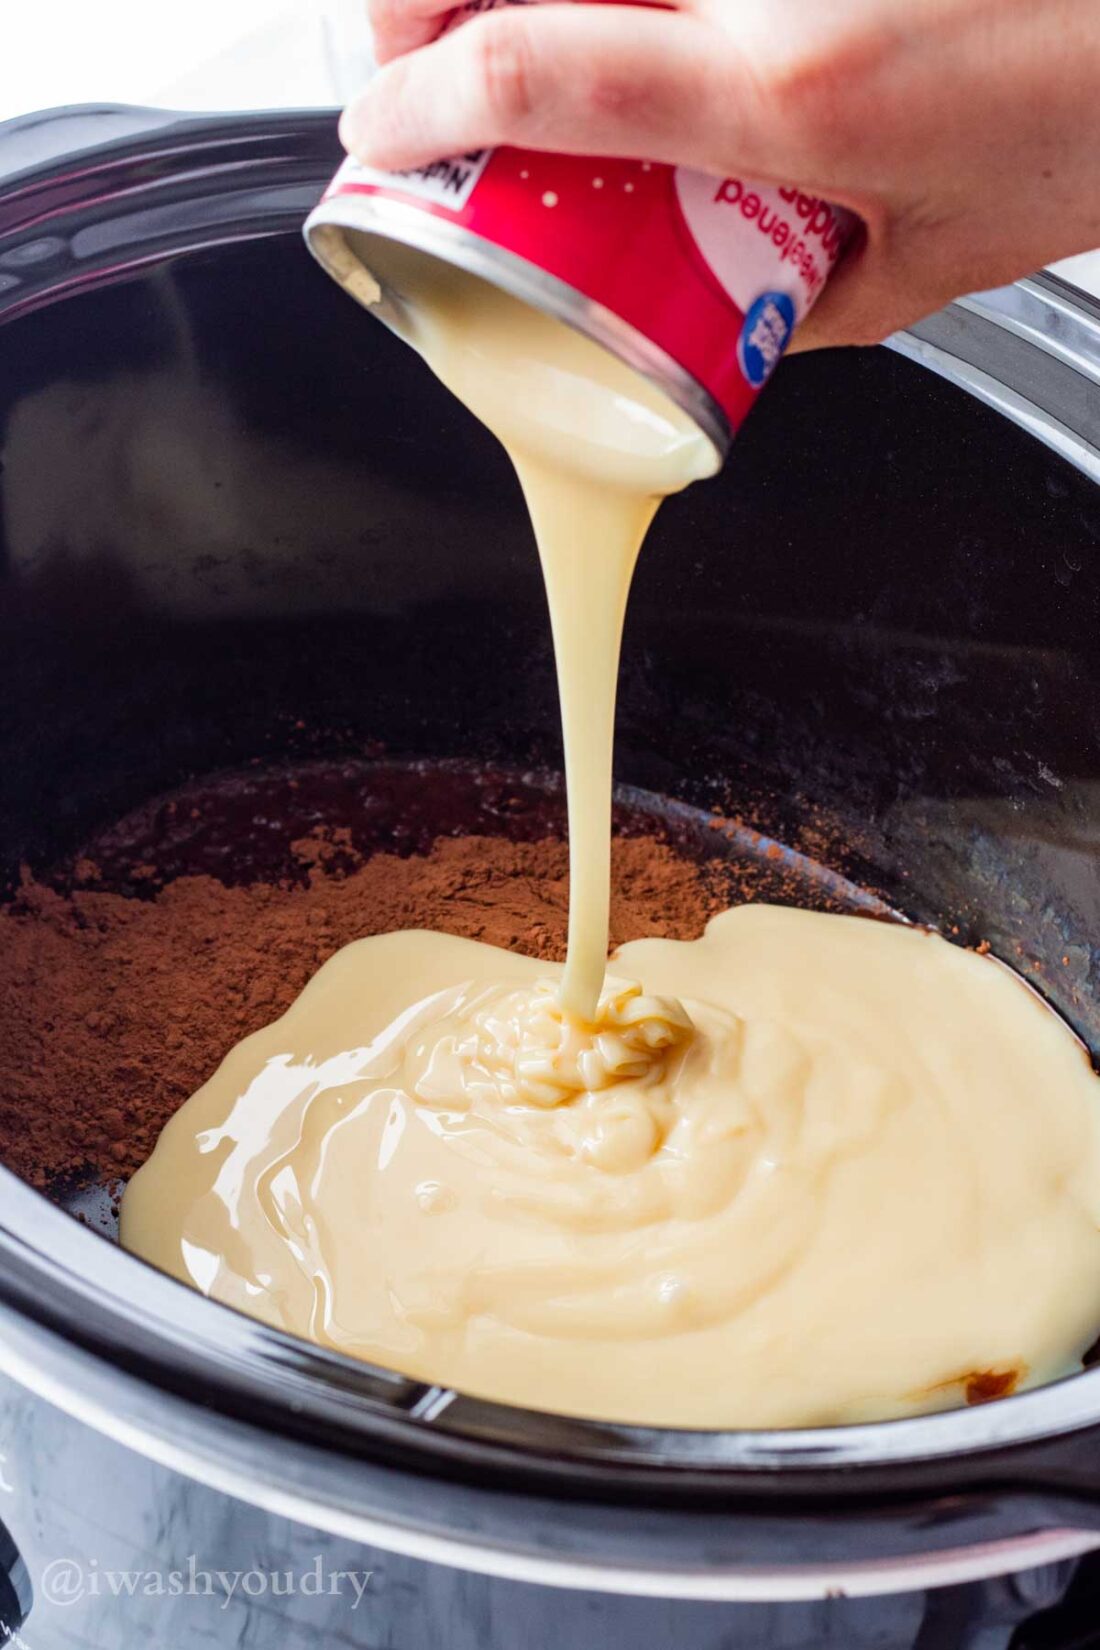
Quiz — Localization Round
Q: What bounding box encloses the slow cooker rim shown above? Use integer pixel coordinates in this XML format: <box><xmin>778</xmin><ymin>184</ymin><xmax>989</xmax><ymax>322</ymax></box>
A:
<box><xmin>8</xmin><ymin>1255</ymin><xmax>1100</xmax><ymax>1603</ymax></box>
<box><xmin>3</xmin><ymin>106</ymin><xmax>1100</xmax><ymax>1496</ymax></box>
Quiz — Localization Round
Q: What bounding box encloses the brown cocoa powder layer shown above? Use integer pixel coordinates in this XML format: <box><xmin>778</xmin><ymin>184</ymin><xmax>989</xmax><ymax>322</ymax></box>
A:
<box><xmin>0</xmin><ymin>833</ymin><xmax>730</xmax><ymax>1190</ymax></box>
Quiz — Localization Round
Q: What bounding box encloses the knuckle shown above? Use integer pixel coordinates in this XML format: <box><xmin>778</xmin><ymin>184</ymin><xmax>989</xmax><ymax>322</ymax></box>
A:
<box><xmin>576</xmin><ymin>54</ymin><xmax>714</xmax><ymax>142</ymax></box>
<box><xmin>760</xmin><ymin>28</ymin><xmax>888</xmax><ymax>170</ymax></box>
<box><xmin>576</xmin><ymin>58</ymin><xmax>646</xmax><ymax>121</ymax></box>
<box><xmin>468</xmin><ymin>13</ymin><xmax>538</xmax><ymax>131</ymax></box>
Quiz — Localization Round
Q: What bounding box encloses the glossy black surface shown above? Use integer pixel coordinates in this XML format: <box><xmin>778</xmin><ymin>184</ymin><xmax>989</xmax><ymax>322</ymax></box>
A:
<box><xmin>2</xmin><ymin>106</ymin><xmax>1100</xmax><ymax>1644</ymax></box>
<box><xmin>2</xmin><ymin>205</ymin><xmax>1098</xmax><ymax>1024</ymax></box>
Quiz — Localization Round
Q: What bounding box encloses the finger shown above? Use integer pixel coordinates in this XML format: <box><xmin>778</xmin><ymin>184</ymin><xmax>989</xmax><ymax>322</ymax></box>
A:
<box><xmin>341</xmin><ymin>4</ymin><xmax>771</xmax><ymax>175</ymax></box>
<box><xmin>369</xmin><ymin>0</ymin><xmax>456</xmax><ymax>66</ymax></box>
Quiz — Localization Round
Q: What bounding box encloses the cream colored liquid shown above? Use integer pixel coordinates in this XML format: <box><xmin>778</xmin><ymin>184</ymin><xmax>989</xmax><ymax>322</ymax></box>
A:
<box><xmin>121</xmin><ymin>245</ymin><xmax>1100</xmax><ymax>1427</ymax></box>
<box><xmin>337</xmin><ymin>237</ymin><xmax>717</xmax><ymax>1018</ymax></box>
<box><xmin>122</xmin><ymin>910</ymin><xmax>1100</xmax><ymax>1427</ymax></box>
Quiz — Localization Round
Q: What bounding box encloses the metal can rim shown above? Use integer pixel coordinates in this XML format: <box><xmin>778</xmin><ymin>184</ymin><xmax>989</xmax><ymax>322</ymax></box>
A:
<box><xmin>304</xmin><ymin>190</ymin><xmax>732</xmax><ymax>463</ymax></box>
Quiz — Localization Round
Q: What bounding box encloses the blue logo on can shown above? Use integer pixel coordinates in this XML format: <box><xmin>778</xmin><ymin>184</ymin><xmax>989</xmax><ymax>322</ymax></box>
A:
<box><xmin>737</xmin><ymin>290</ymin><xmax>796</xmax><ymax>388</ymax></box>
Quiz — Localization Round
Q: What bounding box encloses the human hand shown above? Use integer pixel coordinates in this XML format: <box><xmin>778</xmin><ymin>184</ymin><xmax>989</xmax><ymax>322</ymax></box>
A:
<box><xmin>341</xmin><ymin>0</ymin><xmax>1100</xmax><ymax>349</ymax></box>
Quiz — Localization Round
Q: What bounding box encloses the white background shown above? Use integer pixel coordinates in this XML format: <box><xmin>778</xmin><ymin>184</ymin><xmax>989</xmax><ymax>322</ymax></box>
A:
<box><xmin>0</xmin><ymin>0</ymin><xmax>372</xmax><ymax>118</ymax></box>
<box><xmin>1</xmin><ymin>0</ymin><xmax>1098</xmax><ymax>297</ymax></box>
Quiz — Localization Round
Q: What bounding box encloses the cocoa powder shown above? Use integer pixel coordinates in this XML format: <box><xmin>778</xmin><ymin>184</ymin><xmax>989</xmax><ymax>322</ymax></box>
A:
<box><xmin>0</xmin><ymin>832</ymin><xmax>729</xmax><ymax>1190</ymax></box>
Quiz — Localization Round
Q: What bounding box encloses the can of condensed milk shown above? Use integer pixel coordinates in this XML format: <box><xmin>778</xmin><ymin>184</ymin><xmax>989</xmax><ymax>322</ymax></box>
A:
<box><xmin>304</xmin><ymin>7</ymin><xmax>855</xmax><ymax>455</ymax></box>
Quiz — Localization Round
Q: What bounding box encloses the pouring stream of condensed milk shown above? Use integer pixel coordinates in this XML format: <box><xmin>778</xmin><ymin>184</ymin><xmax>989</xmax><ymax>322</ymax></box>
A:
<box><xmin>122</xmin><ymin>243</ymin><xmax>1100</xmax><ymax>1429</ymax></box>
<box><xmin>347</xmin><ymin>237</ymin><xmax>718</xmax><ymax>1018</ymax></box>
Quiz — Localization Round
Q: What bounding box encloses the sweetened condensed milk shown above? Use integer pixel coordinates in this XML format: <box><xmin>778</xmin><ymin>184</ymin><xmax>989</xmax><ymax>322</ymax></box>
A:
<box><xmin>123</xmin><ymin>238</ymin><xmax>1100</xmax><ymax>1430</ymax></box>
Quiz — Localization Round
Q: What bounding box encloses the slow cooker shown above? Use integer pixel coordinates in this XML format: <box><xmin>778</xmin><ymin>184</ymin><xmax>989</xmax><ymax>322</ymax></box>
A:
<box><xmin>1</xmin><ymin>104</ymin><xmax>1100</xmax><ymax>1650</ymax></box>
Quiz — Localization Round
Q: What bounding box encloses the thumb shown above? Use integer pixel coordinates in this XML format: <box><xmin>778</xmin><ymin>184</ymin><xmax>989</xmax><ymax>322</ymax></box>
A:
<box><xmin>789</xmin><ymin>224</ymin><xmax>958</xmax><ymax>353</ymax></box>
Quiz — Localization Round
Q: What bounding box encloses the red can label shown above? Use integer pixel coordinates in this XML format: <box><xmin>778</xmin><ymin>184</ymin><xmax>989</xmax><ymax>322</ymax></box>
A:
<box><xmin>314</xmin><ymin>145</ymin><xmax>853</xmax><ymax>441</ymax></box>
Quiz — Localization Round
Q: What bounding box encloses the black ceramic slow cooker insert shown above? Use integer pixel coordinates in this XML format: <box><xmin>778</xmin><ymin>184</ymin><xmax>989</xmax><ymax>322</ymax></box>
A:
<box><xmin>1</xmin><ymin>105</ymin><xmax>1100</xmax><ymax>1650</ymax></box>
